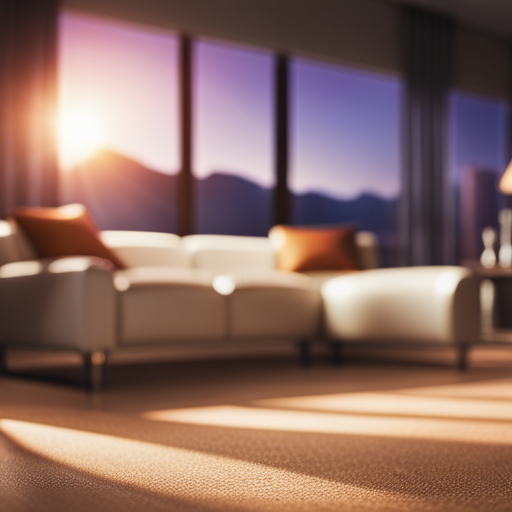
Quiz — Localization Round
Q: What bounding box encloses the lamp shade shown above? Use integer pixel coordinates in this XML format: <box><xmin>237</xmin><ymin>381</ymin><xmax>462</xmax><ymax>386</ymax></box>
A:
<box><xmin>499</xmin><ymin>159</ymin><xmax>512</xmax><ymax>194</ymax></box>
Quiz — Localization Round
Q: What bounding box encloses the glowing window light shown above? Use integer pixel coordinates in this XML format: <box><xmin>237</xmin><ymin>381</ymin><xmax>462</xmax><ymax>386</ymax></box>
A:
<box><xmin>58</xmin><ymin>109</ymin><xmax>104</xmax><ymax>170</ymax></box>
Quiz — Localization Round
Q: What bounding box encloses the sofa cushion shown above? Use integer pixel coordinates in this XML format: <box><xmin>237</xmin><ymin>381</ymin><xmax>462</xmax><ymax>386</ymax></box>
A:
<box><xmin>114</xmin><ymin>267</ymin><xmax>214</xmax><ymax>288</ymax></box>
<box><xmin>114</xmin><ymin>267</ymin><xmax>226</xmax><ymax>345</ymax></box>
<box><xmin>182</xmin><ymin>235</ymin><xmax>275</xmax><ymax>273</ymax></box>
<box><xmin>217</xmin><ymin>270</ymin><xmax>322</xmax><ymax>340</ymax></box>
<box><xmin>100</xmin><ymin>230</ymin><xmax>191</xmax><ymax>268</ymax></box>
<box><xmin>269</xmin><ymin>225</ymin><xmax>361</xmax><ymax>272</ymax></box>
<box><xmin>10</xmin><ymin>204</ymin><xmax>126</xmax><ymax>269</ymax></box>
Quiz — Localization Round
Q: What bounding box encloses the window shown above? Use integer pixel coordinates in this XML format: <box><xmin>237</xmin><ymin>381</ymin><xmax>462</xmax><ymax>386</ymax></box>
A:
<box><xmin>192</xmin><ymin>40</ymin><xmax>274</xmax><ymax>236</ymax></box>
<box><xmin>59</xmin><ymin>13</ymin><xmax>404</xmax><ymax>249</ymax></box>
<box><xmin>289</xmin><ymin>59</ymin><xmax>402</xmax><ymax>265</ymax></box>
<box><xmin>449</xmin><ymin>92</ymin><xmax>509</xmax><ymax>262</ymax></box>
<box><xmin>58</xmin><ymin>12</ymin><xmax>180</xmax><ymax>232</ymax></box>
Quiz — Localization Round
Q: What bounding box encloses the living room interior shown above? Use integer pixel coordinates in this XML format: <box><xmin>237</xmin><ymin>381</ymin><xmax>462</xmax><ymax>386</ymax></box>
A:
<box><xmin>2</xmin><ymin>0</ymin><xmax>512</xmax><ymax>510</ymax></box>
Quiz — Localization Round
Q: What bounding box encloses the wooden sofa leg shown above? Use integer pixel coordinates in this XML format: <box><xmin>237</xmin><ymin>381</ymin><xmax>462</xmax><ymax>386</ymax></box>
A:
<box><xmin>457</xmin><ymin>343</ymin><xmax>470</xmax><ymax>371</ymax></box>
<box><xmin>331</xmin><ymin>341</ymin><xmax>343</xmax><ymax>367</ymax></box>
<box><xmin>83</xmin><ymin>351</ymin><xmax>107</xmax><ymax>392</ymax></box>
<box><xmin>298</xmin><ymin>340</ymin><xmax>312</xmax><ymax>368</ymax></box>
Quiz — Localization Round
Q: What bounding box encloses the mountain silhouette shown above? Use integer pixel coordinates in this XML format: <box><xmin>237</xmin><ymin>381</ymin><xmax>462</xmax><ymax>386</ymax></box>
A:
<box><xmin>196</xmin><ymin>172</ymin><xmax>273</xmax><ymax>236</ymax></box>
<box><xmin>63</xmin><ymin>149</ymin><xmax>398</xmax><ymax>263</ymax></box>
<box><xmin>293</xmin><ymin>191</ymin><xmax>397</xmax><ymax>233</ymax></box>
<box><xmin>63</xmin><ymin>149</ymin><xmax>177</xmax><ymax>232</ymax></box>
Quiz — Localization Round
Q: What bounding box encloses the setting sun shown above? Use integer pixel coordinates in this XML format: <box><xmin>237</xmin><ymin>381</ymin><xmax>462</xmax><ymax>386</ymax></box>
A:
<box><xmin>58</xmin><ymin>109</ymin><xmax>104</xmax><ymax>170</ymax></box>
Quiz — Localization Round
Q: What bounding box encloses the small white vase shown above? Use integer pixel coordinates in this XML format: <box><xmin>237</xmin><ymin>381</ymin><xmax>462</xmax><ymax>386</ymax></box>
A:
<box><xmin>481</xmin><ymin>227</ymin><xmax>496</xmax><ymax>268</ymax></box>
<box><xmin>499</xmin><ymin>208</ymin><xmax>512</xmax><ymax>267</ymax></box>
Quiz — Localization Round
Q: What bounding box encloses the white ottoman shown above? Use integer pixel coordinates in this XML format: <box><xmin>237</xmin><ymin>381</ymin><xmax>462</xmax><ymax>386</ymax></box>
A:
<box><xmin>321</xmin><ymin>266</ymin><xmax>481</xmax><ymax>368</ymax></box>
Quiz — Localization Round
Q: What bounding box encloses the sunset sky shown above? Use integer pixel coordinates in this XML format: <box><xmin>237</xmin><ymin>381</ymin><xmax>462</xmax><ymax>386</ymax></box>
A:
<box><xmin>192</xmin><ymin>40</ymin><xmax>274</xmax><ymax>188</ymax></box>
<box><xmin>58</xmin><ymin>12</ymin><xmax>180</xmax><ymax>173</ymax></box>
<box><xmin>58</xmin><ymin>11</ymin><xmax>402</xmax><ymax>201</ymax></box>
<box><xmin>59</xmin><ymin>11</ymin><xmax>508</xmax><ymax>203</ymax></box>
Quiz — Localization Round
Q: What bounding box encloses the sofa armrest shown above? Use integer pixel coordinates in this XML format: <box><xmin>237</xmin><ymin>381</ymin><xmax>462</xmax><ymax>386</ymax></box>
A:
<box><xmin>322</xmin><ymin>266</ymin><xmax>481</xmax><ymax>344</ymax></box>
<box><xmin>0</xmin><ymin>257</ymin><xmax>117</xmax><ymax>352</ymax></box>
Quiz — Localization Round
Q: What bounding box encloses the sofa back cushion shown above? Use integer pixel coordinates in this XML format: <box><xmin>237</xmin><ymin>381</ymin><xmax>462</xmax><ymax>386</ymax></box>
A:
<box><xmin>182</xmin><ymin>232</ymin><xmax>378</xmax><ymax>273</ymax></box>
<box><xmin>182</xmin><ymin>235</ymin><xmax>275</xmax><ymax>273</ymax></box>
<box><xmin>10</xmin><ymin>204</ymin><xmax>126</xmax><ymax>269</ymax></box>
<box><xmin>100</xmin><ymin>231</ymin><xmax>191</xmax><ymax>268</ymax></box>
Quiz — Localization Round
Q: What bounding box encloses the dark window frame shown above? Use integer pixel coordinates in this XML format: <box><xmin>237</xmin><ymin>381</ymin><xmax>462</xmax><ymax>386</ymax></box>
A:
<box><xmin>177</xmin><ymin>35</ymin><xmax>289</xmax><ymax>235</ymax></box>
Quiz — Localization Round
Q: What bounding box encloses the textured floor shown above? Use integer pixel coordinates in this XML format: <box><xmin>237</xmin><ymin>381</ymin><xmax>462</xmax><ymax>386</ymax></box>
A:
<box><xmin>1</xmin><ymin>348</ymin><xmax>512</xmax><ymax>511</ymax></box>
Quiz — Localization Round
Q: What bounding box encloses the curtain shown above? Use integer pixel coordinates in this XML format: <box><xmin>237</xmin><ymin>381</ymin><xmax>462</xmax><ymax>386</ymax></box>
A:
<box><xmin>0</xmin><ymin>0</ymin><xmax>60</xmax><ymax>219</ymax></box>
<box><xmin>507</xmin><ymin>41</ymin><xmax>512</xmax><ymax>210</ymax></box>
<box><xmin>400</xmin><ymin>6</ymin><xmax>454</xmax><ymax>265</ymax></box>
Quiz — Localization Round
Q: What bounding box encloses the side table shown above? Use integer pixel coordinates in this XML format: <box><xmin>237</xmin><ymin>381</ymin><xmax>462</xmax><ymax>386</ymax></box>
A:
<box><xmin>463</xmin><ymin>262</ymin><xmax>512</xmax><ymax>344</ymax></box>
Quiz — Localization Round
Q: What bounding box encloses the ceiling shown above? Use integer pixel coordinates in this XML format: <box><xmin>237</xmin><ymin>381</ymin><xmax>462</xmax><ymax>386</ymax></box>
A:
<box><xmin>384</xmin><ymin>0</ymin><xmax>512</xmax><ymax>37</ymax></box>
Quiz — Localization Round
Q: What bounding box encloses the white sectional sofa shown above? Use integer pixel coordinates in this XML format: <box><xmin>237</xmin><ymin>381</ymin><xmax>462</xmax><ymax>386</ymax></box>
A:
<box><xmin>105</xmin><ymin>232</ymin><xmax>325</xmax><ymax>347</ymax></box>
<box><xmin>0</xmin><ymin>220</ymin><xmax>482</xmax><ymax>390</ymax></box>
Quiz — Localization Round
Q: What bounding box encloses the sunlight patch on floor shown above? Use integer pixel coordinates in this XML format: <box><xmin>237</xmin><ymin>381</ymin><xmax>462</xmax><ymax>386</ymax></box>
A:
<box><xmin>396</xmin><ymin>377</ymin><xmax>512</xmax><ymax>400</ymax></box>
<box><xmin>0</xmin><ymin>419</ymin><xmax>400</xmax><ymax>511</ymax></box>
<box><xmin>143</xmin><ymin>404</ymin><xmax>512</xmax><ymax>445</ymax></box>
<box><xmin>254</xmin><ymin>391</ymin><xmax>512</xmax><ymax>421</ymax></box>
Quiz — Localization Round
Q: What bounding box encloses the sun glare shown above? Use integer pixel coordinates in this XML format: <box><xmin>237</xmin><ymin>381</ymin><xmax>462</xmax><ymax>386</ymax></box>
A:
<box><xmin>58</xmin><ymin>110</ymin><xmax>104</xmax><ymax>170</ymax></box>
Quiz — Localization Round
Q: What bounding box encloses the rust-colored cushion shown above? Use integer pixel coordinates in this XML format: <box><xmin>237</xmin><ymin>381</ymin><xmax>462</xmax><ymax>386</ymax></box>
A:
<box><xmin>269</xmin><ymin>225</ymin><xmax>361</xmax><ymax>272</ymax></box>
<box><xmin>10</xmin><ymin>204</ymin><xmax>126</xmax><ymax>269</ymax></box>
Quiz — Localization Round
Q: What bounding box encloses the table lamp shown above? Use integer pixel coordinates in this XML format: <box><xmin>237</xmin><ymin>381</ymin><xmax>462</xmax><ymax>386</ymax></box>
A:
<box><xmin>498</xmin><ymin>160</ymin><xmax>512</xmax><ymax>267</ymax></box>
<box><xmin>499</xmin><ymin>159</ymin><xmax>512</xmax><ymax>194</ymax></box>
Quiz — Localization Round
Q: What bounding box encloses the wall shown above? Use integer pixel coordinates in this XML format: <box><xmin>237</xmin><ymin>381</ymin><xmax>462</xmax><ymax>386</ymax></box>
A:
<box><xmin>64</xmin><ymin>0</ymin><xmax>511</xmax><ymax>97</ymax></box>
<box><xmin>455</xmin><ymin>26</ymin><xmax>510</xmax><ymax>99</ymax></box>
<box><xmin>63</xmin><ymin>0</ymin><xmax>401</xmax><ymax>74</ymax></box>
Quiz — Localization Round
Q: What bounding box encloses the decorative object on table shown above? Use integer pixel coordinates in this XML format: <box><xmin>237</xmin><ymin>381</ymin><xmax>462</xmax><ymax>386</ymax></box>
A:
<box><xmin>498</xmin><ymin>208</ymin><xmax>512</xmax><ymax>267</ymax></box>
<box><xmin>498</xmin><ymin>159</ymin><xmax>512</xmax><ymax>194</ymax></box>
<box><xmin>480</xmin><ymin>227</ymin><xmax>497</xmax><ymax>268</ymax></box>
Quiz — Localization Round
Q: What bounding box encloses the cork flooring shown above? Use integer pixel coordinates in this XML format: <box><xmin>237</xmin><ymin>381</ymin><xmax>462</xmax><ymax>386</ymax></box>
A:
<box><xmin>1</xmin><ymin>347</ymin><xmax>512</xmax><ymax>512</ymax></box>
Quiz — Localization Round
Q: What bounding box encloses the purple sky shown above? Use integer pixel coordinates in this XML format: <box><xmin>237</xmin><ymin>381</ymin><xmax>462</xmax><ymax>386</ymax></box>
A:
<box><xmin>193</xmin><ymin>40</ymin><xmax>275</xmax><ymax>188</ymax></box>
<box><xmin>290</xmin><ymin>60</ymin><xmax>402</xmax><ymax>200</ymax></box>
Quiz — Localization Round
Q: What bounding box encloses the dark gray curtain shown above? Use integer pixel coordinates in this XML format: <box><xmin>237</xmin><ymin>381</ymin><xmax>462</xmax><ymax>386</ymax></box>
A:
<box><xmin>507</xmin><ymin>42</ymin><xmax>512</xmax><ymax>209</ymax></box>
<box><xmin>0</xmin><ymin>0</ymin><xmax>60</xmax><ymax>219</ymax></box>
<box><xmin>400</xmin><ymin>6</ymin><xmax>454</xmax><ymax>266</ymax></box>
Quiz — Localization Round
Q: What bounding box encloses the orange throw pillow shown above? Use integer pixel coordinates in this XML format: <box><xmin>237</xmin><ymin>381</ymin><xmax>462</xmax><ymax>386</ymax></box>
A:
<box><xmin>269</xmin><ymin>225</ymin><xmax>361</xmax><ymax>272</ymax></box>
<box><xmin>10</xmin><ymin>204</ymin><xmax>126</xmax><ymax>269</ymax></box>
